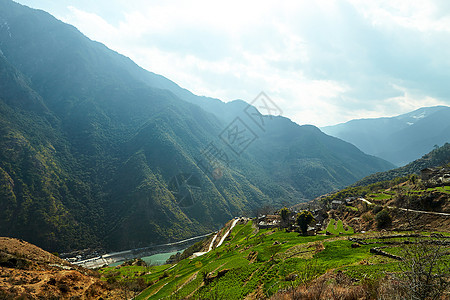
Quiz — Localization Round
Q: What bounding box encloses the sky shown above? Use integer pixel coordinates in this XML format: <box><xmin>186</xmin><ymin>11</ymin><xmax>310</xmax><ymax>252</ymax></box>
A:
<box><xmin>13</xmin><ymin>0</ymin><xmax>450</xmax><ymax>126</ymax></box>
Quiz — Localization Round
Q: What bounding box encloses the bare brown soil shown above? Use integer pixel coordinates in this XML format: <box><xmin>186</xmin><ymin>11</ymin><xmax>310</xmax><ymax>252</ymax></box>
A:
<box><xmin>0</xmin><ymin>237</ymin><xmax>123</xmax><ymax>299</ymax></box>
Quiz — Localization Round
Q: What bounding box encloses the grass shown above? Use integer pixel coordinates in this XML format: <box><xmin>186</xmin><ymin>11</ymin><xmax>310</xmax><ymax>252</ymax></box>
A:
<box><xmin>346</xmin><ymin>205</ymin><xmax>358</xmax><ymax>211</ymax></box>
<box><xmin>369</xmin><ymin>193</ymin><xmax>392</xmax><ymax>200</ymax></box>
<box><xmin>128</xmin><ymin>222</ymin><xmax>346</xmax><ymax>299</ymax></box>
<box><xmin>322</xmin><ymin>219</ymin><xmax>354</xmax><ymax>235</ymax></box>
<box><xmin>428</xmin><ymin>186</ymin><xmax>450</xmax><ymax>193</ymax></box>
<box><xmin>342</xmin><ymin>261</ymin><xmax>399</xmax><ymax>280</ymax></box>
<box><xmin>101</xmin><ymin>220</ymin><xmax>447</xmax><ymax>299</ymax></box>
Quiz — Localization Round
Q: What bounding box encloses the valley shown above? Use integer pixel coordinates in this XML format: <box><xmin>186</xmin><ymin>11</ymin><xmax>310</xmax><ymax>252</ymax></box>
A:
<box><xmin>69</xmin><ymin>233</ymin><xmax>212</xmax><ymax>269</ymax></box>
<box><xmin>0</xmin><ymin>0</ymin><xmax>449</xmax><ymax>299</ymax></box>
<box><xmin>105</xmin><ymin>163</ymin><xmax>450</xmax><ymax>299</ymax></box>
<box><xmin>1</xmin><ymin>153</ymin><xmax>449</xmax><ymax>299</ymax></box>
<box><xmin>0</xmin><ymin>0</ymin><xmax>394</xmax><ymax>253</ymax></box>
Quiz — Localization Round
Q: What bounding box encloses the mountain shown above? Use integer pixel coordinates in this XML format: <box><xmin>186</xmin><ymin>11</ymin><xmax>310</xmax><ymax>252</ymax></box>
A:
<box><xmin>0</xmin><ymin>0</ymin><xmax>393</xmax><ymax>252</ymax></box>
<box><xmin>321</xmin><ymin>106</ymin><xmax>450</xmax><ymax>166</ymax></box>
<box><xmin>353</xmin><ymin>142</ymin><xmax>450</xmax><ymax>186</ymax></box>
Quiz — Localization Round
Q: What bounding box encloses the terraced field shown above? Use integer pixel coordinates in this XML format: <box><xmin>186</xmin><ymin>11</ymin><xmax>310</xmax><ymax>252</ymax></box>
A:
<box><xmin>99</xmin><ymin>220</ymin><xmax>450</xmax><ymax>299</ymax></box>
<box><xmin>322</xmin><ymin>218</ymin><xmax>354</xmax><ymax>235</ymax></box>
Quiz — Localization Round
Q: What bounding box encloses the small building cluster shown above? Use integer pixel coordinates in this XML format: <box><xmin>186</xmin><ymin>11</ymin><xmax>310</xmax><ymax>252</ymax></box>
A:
<box><xmin>331</xmin><ymin>197</ymin><xmax>356</xmax><ymax>209</ymax></box>
<box><xmin>256</xmin><ymin>208</ymin><xmax>327</xmax><ymax>235</ymax></box>
<box><xmin>420</xmin><ymin>167</ymin><xmax>450</xmax><ymax>186</ymax></box>
<box><xmin>256</xmin><ymin>214</ymin><xmax>281</xmax><ymax>229</ymax></box>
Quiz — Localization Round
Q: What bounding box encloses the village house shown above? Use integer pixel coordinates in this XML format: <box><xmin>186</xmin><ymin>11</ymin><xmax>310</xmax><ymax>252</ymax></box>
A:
<box><xmin>331</xmin><ymin>200</ymin><xmax>343</xmax><ymax>209</ymax></box>
<box><xmin>420</xmin><ymin>167</ymin><xmax>450</xmax><ymax>185</ymax></box>
<box><xmin>420</xmin><ymin>167</ymin><xmax>441</xmax><ymax>181</ymax></box>
<box><xmin>257</xmin><ymin>214</ymin><xmax>281</xmax><ymax>229</ymax></box>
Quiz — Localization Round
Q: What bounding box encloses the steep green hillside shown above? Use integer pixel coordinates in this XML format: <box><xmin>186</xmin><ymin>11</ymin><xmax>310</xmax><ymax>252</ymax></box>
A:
<box><xmin>0</xmin><ymin>0</ymin><xmax>393</xmax><ymax>252</ymax></box>
<box><xmin>100</xmin><ymin>220</ymin><xmax>449</xmax><ymax>299</ymax></box>
<box><xmin>0</xmin><ymin>53</ymin><xmax>102</xmax><ymax>250</ymax></box>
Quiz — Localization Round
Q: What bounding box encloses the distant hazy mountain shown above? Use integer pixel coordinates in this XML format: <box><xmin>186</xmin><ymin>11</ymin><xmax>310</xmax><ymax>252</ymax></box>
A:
<box><xmin>0</xmin><ymin>0</ymin><xmax>393</xmax><ymax>252</ymax></box>
<box><xmin>322</xmin><ymin>106</ymin><xmax>450</xmax><ymax>166</ymax></box>
<box><xmin>353</xmin><ymin>142</ymin><xmax>450</xmax><ymax>187</ymax></box>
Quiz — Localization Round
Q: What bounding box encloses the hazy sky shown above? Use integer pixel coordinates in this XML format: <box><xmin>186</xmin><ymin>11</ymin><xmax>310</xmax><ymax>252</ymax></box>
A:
<box><xmin>14</xmin><ymin>0</ymin><xmax>450</xmax><ymax>126</ymax></box>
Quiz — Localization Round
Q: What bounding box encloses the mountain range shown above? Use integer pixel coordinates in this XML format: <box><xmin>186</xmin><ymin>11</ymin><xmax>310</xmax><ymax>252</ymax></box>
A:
<box><xmin>0</xmin><ymin>0</ymin><xmax>394</xmax><ymax>252</ymax></box>
<box><xmin>322</xmin><ymin>106</ymin><xmax>450</xmax><ymax>166</ymax></box>
<box><xmin>353</xmin><ymin>142</ymin><xmax>450</xmax><ymax>187</ymax></box>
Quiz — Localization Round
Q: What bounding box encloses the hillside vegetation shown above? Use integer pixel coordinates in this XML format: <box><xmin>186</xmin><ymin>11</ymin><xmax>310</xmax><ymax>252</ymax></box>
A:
<box><xmin>353</xmin><ymin>143</ymin><xmax>450</xmax><ymax>186</ymax></box>
<box><xmin>101</xmin><ymin>219</ymin><xmax>449</xmax><ymax>299</ymax></box>
<box><xmin>0</xmin><ymin>0</ymin><xmax>394</xmax><ymax>252</ymax></box>
<box><xmin>103</xmin><ymin>159</ymin><xmax>450</xmax><ymax>299</ymax></box>
<box><xmin>2</xmin><ymin>160</ymin><xmax>448</xmax><ymax>299</ymax></box>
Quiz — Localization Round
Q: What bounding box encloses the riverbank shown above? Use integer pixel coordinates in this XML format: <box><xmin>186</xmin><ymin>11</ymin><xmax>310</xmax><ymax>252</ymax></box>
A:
<box><xmin>69</xmin><ymin>232</ymin><xmax>213</xmax><ymax>268</ymax></box>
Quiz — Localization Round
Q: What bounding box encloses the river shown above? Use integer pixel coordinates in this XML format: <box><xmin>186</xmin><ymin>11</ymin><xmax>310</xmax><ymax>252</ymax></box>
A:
<box><xmin>108</xmin><ymin>249</ymin><xmax>183</xmax><ymax>267</ymax></box>
<box><xmin>71</xmin><ymin>232</ymin><xmax>212</xmax><ymax>268</ymax></box>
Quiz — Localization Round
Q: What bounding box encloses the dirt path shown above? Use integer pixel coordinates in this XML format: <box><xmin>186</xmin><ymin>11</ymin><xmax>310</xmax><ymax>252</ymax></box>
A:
<box><xmin>193</xmin><ymin>218</ymin><xmax>242</xmax><ymax>257</ymax></box>
<box><xmin>216</xmin><ymin>218</ymin><xmax>240</xmax><ymax>247</ymax></box>
<box><xmin>393</xmin><ymin>207</ymin><xmax>450</xmax><ymax>216</ymax></box>
<box><xmin>358</xmin><ymin>198</ymin><xmax>450</xmax><ymax>217</ymax></box>
<box><xmin>173</xmin><ymin>271</ymin><xmax>199</xmax><ymax>294</ymax></box>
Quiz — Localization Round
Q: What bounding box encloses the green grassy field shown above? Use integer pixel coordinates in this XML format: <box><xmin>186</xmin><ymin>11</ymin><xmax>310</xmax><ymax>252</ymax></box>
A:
<box><xmin>98</xmin><ymin>221</ymin><xmax>449</xmax><ymax>299</ymax></box>
<box><xmin>369</xmin><ymin>193</ymin><xmax>392</xmax><ymax>200</ymax></box>
<box><xmin>321</xmin><ymin>219</ymin><xmax>354</xmax><ymax>235</ymax></box>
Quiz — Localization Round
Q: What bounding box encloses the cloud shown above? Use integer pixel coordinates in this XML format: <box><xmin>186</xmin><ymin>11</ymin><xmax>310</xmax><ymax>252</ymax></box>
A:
<box><xmin>14</xmin><ymin>0</ymin><xmax>450</xmax><ymax>126</ymax></box>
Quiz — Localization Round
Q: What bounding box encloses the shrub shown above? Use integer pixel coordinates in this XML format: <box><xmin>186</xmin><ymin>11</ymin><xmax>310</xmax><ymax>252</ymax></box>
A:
<box><xmin>375</xmin><ymin>210</ymin><xmax>391</xmax><ymax>229</ymax></box>
<box><xmin>58</xmin><ymin>283</ymin><xmax>70</xmax><ymax>294</ymax></box>
<box><xmin>361</xmin><ymin>212</ymin><xmax>373</xmax><ymax>222</ymax></box>
<box><xmin>372</xmin><ymin>205</ymin><xmax>383</xmax><ymax>214</ymax></box>
<box><xmin>159</xmin><ymin>271</ymin><xmax>169</xmax><ymax>280</ymax></box>
<box><xmin>398</xmin><ymin>236</ymin><xmax>450</xmax><ymax>299</ymax></box>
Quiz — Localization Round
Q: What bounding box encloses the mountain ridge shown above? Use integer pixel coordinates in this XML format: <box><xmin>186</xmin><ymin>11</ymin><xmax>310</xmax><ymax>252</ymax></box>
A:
<box><xmin>321</xmin><ymin>105</ymin><xmax>450</xmax><ymax>166</ymax></box>
<box><xmin>352</xmin><ymin>142</ymin><xmax>450</xmax><ymax>187</ymax></box>
<box><xmin>0</xmin><ymin>0</ymin><xmax>393</xmax><ymax>252</ymax></box>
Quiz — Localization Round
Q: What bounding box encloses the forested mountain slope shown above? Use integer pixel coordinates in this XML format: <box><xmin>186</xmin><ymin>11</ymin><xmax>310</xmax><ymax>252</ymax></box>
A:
<box><xmin>0</xmin><ymin>0</ymin><xmax>393</xmax><ymax>252</ymax></box>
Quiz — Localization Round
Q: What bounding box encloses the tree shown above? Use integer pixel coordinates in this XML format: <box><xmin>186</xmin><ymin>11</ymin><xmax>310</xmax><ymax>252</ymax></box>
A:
<box><xmin>279</xmin><ymin>207</ymin><xmax>290</xmax><ymax>228</ymax></box>
<box><xmin>375</xmin><ymin>209</ymin><xmax>391</xmax><ymax>229</ymax></box>
<box><xmin>410</xmin><ymin>174</ymin><xmax>417</xmax><ymax>184</ymax></box>
<box><xmin>398</xmin><ymin>236</ymin><xmax>450</xmax><ymax>300</ymax></box>
<box><xmin>296</xmin><ymin>210</ymin><xmax>315</xmax><ymax>235</ymax></box>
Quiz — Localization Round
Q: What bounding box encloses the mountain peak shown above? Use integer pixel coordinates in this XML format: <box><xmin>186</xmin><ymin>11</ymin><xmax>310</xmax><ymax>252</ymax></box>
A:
<box><xmin>322</xmin><ymin>106</ymin><xmax>450</xmax><ymax>166</ymax></box>
<box><xmin>0</xmin><ymin>0</ymin><xmax>394</xmax><ymax>252</ymax></box>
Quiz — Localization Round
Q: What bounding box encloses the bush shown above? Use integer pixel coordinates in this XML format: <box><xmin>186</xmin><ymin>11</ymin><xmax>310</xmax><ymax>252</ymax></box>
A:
<box><xmin>372</xmin><ymin>205</ymin><xmax>383</xmax><ymax>214</ymax></box>
<box><xmin>398</xmin><ymin>236</ymin><xmax>450</xmax><ymax>299</ymax></box>
<box><xmin>159</xmin><ymin>271</ymin><xmax>169</xmax><ymax>280</ymax></box>
<box><xmin>361</xmin><ymin>212</ymin><xmax>373</xmax><ymax>222</ymax></box>
<box><xmin>375</xmin><ymin>210</ymin><xmax>391</xmax><ymax>229</ymax></box>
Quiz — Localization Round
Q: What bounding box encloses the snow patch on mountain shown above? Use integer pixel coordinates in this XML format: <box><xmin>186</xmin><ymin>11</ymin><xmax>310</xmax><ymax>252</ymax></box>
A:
<box><xmin>0</xmin><ymin>18</ymin><xmax>12</xmax><ymax>38</ymax></box>
<box><xmin>412</xmin><ymin>113</ymin><xmax>426</xmax><ymax>120</ymax></box>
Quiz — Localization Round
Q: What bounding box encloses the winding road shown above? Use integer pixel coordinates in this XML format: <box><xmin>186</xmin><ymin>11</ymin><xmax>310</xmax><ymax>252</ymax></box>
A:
<box><xmin>193</xmin><ymin>218</ymin><xmax>241</xmax><ymax>257</ymax></box>
<box><xmin>358</xmin><ymin>198</ymin><xmax>450</xmax><ymax>217</ymax></box>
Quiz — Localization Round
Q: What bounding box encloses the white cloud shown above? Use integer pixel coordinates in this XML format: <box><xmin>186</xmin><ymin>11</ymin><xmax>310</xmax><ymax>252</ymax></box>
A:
<box><xmin>13</xmin><ymin>0</ymin><xmax>450</xmax><ymax>126</ymax></box>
